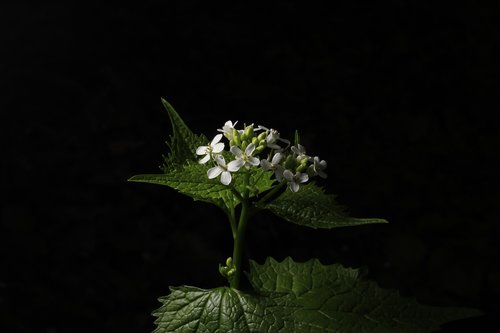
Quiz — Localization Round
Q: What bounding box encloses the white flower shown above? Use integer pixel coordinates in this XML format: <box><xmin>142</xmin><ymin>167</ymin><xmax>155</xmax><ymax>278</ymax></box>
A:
<box><xmin>283</xmin><ymin>169</ymin><xmax>309</xmax><ymax>192</ymax></box>
<box><xmin>266</xmin><ymin>129</ymin><xmax>283</xmax><ymax>149</ymax></box>
<box><xmin>196</xmin><ymin>134</ymin><xmax>225</xmax><ymax>164</ymax></box>
<box><xmin>307</xmin><ymin>156</ymin><xmax>327</xmax><ymax>178</ymax></box>
<box><xmin>257</xmin><ymin>125</ymin><xmax>289</xmax><ymax>150</ymax></box>
<box><xmin>291</xmin><ymin>144</ymin><xmax>308</xmax><ymax>161</ymax></box>
<box><xmin>260</xmin><ymin>152</ymin><xmax>285</xmax><ymax>182</ymax></box>
<box><xmin>217</xmin><ymin>120</ymin><xmax>239</xmax><ymax>140</ymax></box>
<box><xmin>207</xmin><ymin>155</ymin><xmax>233</xmax><ymax>185</ymax></box>
<box><xmin>228</xmin><ymin>143</ymin><xmax>260</xmax><ymax>171</ymax></box>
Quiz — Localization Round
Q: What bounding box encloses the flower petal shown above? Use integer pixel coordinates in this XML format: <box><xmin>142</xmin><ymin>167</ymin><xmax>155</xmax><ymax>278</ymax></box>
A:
<box><xmin>260</xmin><ymin>159</ymin><xmax>272</xmax><ymax>170</ymax></box>
<box><xmin>220</xmin><ymin>171</ymin><xmax>232</xmax><ymax>185</ymax></box>
<box><xmin>211</xmin><ymin>134</ymin><xmax>223</xmax><ymax>146</ymax></box>
<box><xmin>230</xmin><ymin>146</ymin><xmax>242</xmax><ymax>157</ymax></box>
<box><xmin>289</xmin><ymin>182</ymin><xmax>300</xmax><ymax>193</ymax></box>
<box><xmin>196</xmin><ymin>146</ymin><xmax>207</xmax><ymax>155</ymax></box>
<box><xmin>212</xmin><ymin>142</ymin><xmax>225</xmax><ymax>153</ymax></box>
<box><xmin>271</xmin><ymin>152</ymin><xmax>283</xmax><ymax>164</ymax></box>
<box><xmin>245</xmin><ymin>143</ymin><xmax>256</xmax><ymax>155</ymax></box>
<box><xmin>213</xmin><ymin>154</ymin><xmax>226</xmax><ymax>166</ymax></box>
<box><xmin>199</xmin><ymin>154</ymin><xmax>210</xmax><ymax>164</ymax></box>
<box><xmin>283</xmin><ymin>169</ymin><xmax>294</xmax><ymax>182</ymax></box>
<box><xmin>298</xmin><ymin>173</ymin><xmax>309</xmax><ymax>183</ymax></box>
<box><xmin>275</xmin><ymin>167</ymin><xmax>285</xmax><ymax>182</ymax></box>
<box><xmin>248</xmin><ymin>156</ymin><xmax>260</xmax><ymax>166</ymax></box>
<box><xmin>227</xmin><ymin>159</ymin><xmax>244</xmax><ymax>172</ymax></box>
<box><xmin>207</xmin><ymin>166</ymin><xmax>223</xmax><ymax>179</ymax></box>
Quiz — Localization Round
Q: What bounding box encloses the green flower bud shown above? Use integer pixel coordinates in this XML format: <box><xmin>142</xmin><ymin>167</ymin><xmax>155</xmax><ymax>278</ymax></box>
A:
<box><xmin>227</xmin><ymin>268</ymin><xmax>236</xmax><ymax>277</ymax></box>
<box><xmin>226</xmin><ymin>257</ymin><xmax>233</xmax><ymax>267</ymax></box>
<box><xmin>297</xmin><ymin>164</ymin><xmax>308</xmax><ymax>173</ymax></box>
<box><xmin>257</xmin><ymin>132</ymin><xmax>267</xmax><ymax>141</ymax></box>
<box><xmin>244</xmin><ymin>126</ymin><xmax>254</xmax><ymax>139</ymax></box>
<box><xmin>255</xmin><ymin>144</ymin><xmax>266</xmax><ymax>154</ymax></box>
<box><xmin>233</xmin><ymin>129</ymin><xmax>241</xmax><ymax>146</ymax></box>
<box><xmin>252</xmin><ymin>137</ymin><xmax>258</xmax><ymax>145</ymax></box>
<box><xmin>284</xmin><ymin>155</ymin><xmax>296</xmax><ymax>170</ymax></box>
<box><xmin>241</xmin><ymin>140</ymin><xmax>248</xmax><ymax>150</ymax></box>
<box><xmin>219</xmin><ymin>265</ymin><xmax>228</xmax><ymax>276</ymax></box>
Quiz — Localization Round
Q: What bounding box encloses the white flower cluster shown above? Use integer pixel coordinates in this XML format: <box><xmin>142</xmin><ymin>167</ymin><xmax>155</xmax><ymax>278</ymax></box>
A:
<box><xmin>196</xmin><ymin>121</ymin><xmax>327</xmax><ymax>192</ymax></box>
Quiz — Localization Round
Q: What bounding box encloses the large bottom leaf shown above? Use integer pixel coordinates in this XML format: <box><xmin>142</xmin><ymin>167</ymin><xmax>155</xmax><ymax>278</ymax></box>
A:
<box><xmin>152</xmin><ymin>286</ymin><xmax>291</xmax><ymax>333</ymax></box>
<box><xmin>152</xmin><ymin>258</ymin><xmax>480</xmax><ymax>333</ymax></box>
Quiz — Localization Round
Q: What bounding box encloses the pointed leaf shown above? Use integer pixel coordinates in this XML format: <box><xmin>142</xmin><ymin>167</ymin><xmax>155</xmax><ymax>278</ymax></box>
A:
<box><xmin>247</xmin><ymin>257</ymin><xmax>482</xmax><ymax>333</ymax></box>
<box><xmin>129</xmin><ymin>163</ymin><xmax>237</xmax><ymax>211</ymax></box>
<box><xmin>259</xmin><ymin>183</ymin><xmax>388</xmax><ymax>229</ymax></box>
<box><xmin>129</xmin><ymin>163</ymin><xmax>275</xmax><ymax>212</ymax></box>
<box><xmin>160</xmin><ymin>98</ymin><xmax>207</xmax><ymax>170</ymax></box>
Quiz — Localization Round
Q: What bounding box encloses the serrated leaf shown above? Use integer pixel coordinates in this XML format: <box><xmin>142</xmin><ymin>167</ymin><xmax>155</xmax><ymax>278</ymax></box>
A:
<box><xmin>259</xmin><ymin>183</ymin><xmax>388</xmax><ymax>229</ymax></box>
<box><xmin>129</xmin><ymin>163</ymin><xmax>235</xmax><ymax>211</ymax></box>
<box><xmin>161</xmin><ymin>98</ymin><xmax>207</xmax><ymax>170</ymax></box>
<box><xmin>129</xmin><ymin>163</ymin><xmax>275</xmax><ymax>212</ymax></box>
<box><xmin>247</xmin><ymin>257</ymin><xmax>481</xmax><ymax>333</ymax></box>
<box><xmin>152</xmin><ymin>286</ymin><xmax>290</xmax><ymax>333</ymax></box>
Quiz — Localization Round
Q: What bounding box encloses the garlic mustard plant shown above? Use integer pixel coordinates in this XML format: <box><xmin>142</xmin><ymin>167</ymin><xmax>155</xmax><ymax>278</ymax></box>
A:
<box><xmin>129</xmin><ymin>99</ymin><xmax>480</xmax><ymax>333</ymax></box>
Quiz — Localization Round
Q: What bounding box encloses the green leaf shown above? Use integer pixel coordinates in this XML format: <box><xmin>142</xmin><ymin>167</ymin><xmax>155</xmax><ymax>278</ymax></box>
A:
<box><xmin>160</xmin><ymin>98</ymin><xmax>207</xmax><ymax>170</ymax></box>
<box><xmin>259</xmin><ymin>183</ymin><xmax>388</xmax><ymax>229</ymax></box>
<box><xmin>128</xmin><ymin>163</ymin><xmax>275</xmax><ymax>212</ymax></box>
<box><xmin>129</xmin><ymin>163</ymin><xmax>236</xmax><ymax>211</ymax></box>
<box><xmin>152</xmin><ymin>286</ymin><xmax>290</xmax><ymax>333</ymax></box>
<box><xmin>247</xmin><ymin>257</ymin><xmax>482</xmax><ymax>333</ymax></box>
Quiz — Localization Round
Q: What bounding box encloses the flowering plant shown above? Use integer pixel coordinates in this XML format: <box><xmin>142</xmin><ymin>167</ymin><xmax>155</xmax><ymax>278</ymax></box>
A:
<box><xmin>129</xmin><ymin>99</ymin><xmax>479</xmax><ymax>333</ymax></box>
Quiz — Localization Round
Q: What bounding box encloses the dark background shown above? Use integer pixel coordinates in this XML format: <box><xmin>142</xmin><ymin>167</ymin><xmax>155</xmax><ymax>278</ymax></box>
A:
<box><xmin>1</xmin><ymin>1</ymin><xmax>499</xmax><ymax>332</ymax></box>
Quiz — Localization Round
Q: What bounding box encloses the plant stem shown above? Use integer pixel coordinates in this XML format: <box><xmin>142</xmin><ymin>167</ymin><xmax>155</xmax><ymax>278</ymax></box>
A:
<box><xmin>229</xmin><ymin>206</ymin><xmax>237</xmax><ymax>239</ymax></box>
<box><xmin>230</xmin><ymin>170</ymin><xmax>250</xmax><ymax>289</ymax></box>
<box><xmin>255</xmin><ymin>182</ymin><xmax>286</xmax><ymax>206</ymax></box>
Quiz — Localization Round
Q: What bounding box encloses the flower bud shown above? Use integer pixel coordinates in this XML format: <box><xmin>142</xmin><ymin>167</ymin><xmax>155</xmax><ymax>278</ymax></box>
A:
<box><xmin>227</xmin><ymin>268</ymin><xmax>236</xmax><ymax>277</ymax></box>
<box><xmin>252</xmin><ymin>137</ymin><xmax>258</xmax><ymax>145</ymax></box>
<box><xmin>219</xmin><ymin>265</ymin><xmax>228</xmax><ymax>276</ymax></box>
<box><xmin>297</xmin><ymin>163</ymin><xmax>308</xmax><ymax>173</ymax></box>
<box><xmin>244</xmin><ymin>126</ymin><xmax>254</xmax><ymax>139</ymax></box>
<box><xmin>225</xmin><ymin>257</ymin><xmax>233</xmax><ymax>267</ymax></box>
<box><xmin>284</xmin><ymin>155</ymin><xmax>296</xmax><ymax>170</ymax></box>
<box><xmin>257</xmin><ymin>132</ymin><xmax>267</xmax><ymax>141</ymax></box>
<box><xmin>241</xmin><ymin>140</ymin><xmax>248</xmax><ymax>150</ymax></box>
<box><xmin>233</xmin><ymin>129</ymin><xmax>241</xmax><ymax>146</ymax></box>
<box><xmin>255</xmin><ymin>143</ymin><xmax>266</xmax><ymax>154</ymax></box>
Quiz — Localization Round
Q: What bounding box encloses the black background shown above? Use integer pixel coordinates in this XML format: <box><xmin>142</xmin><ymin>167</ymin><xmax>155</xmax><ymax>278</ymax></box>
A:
<box><xmin>2</xmin><ymin>1</ymin><xmax>499</xmax><ymax>332</ymax></box>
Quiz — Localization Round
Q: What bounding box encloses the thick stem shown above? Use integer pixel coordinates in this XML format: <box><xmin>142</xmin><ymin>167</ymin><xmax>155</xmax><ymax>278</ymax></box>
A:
<box><xmin>230</xmin><ymin>170</ymin><xmax>250</xmax><ymax>289</ymax></box>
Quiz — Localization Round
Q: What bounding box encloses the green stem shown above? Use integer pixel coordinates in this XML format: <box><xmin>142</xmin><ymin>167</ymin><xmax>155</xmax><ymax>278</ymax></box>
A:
<box><xmin>230</xmin><ymin>186</ymin><xmax>244</xmax><ymax>203</ymax></box>
<box><xmin>229</xmin><ymin>206</ymin><xmax>237</xmax><ymax>239</ymax></box>
<box><xmin>230</xmin><ymin>170</ymin><xmax>250</xmax><ymax>289</ymax></box>
<box><xmin>255</xmin><ymin>182</ymin><xmax>286</xmax><ymax>206</ymax></box>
